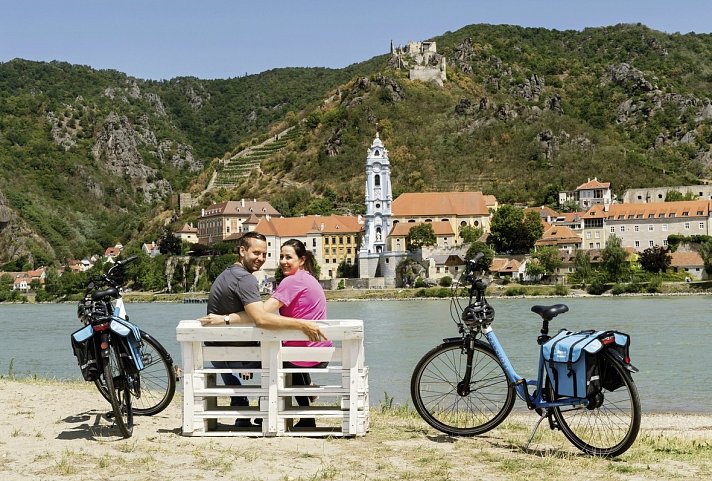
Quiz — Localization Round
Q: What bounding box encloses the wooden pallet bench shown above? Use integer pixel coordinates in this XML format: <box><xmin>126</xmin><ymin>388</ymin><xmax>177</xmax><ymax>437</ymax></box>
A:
<box><xmin>176</xmin><ymin>319</ymin><xmax>368</xmax><ymax>437</ymax></box>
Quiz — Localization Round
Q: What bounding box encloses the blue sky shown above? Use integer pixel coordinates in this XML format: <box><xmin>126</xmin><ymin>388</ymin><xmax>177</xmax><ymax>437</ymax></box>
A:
<box><xmin>2</xmin><ymin>0</ymin><xmax>711</xmax><ymax>80</ymax></box>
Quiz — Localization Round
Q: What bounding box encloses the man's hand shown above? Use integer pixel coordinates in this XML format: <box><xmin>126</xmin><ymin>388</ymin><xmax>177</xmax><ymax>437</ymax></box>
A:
<box><xmin>198</xmin><ymin>314</ymin><xmax>224</xmax><ymax>326</ymax></box>
<box><xmin>300</xmin><ymin>321</ymin><xmax>327</xmax><ymax>342</ymax></box>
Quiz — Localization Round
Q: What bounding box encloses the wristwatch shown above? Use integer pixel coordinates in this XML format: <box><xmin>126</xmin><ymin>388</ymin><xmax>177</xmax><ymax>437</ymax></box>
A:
<box><xmin>223</xmin><ymin>314</ymin><xmax>230</xmax><ymax>325</ymax></box>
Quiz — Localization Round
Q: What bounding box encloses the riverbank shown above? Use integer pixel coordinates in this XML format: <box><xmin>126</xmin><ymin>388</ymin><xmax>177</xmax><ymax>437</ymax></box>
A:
<box><xmin>1</xmin><ymin>378</ymin><xmax>711</xmax><ymax>481</ymax></box>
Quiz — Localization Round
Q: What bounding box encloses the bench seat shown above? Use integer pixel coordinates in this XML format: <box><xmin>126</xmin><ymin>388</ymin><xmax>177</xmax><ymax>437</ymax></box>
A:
<box><xmin>176</xmin><ymin>319</ymin><xmax>369</xmax><ymax>437</ymax></box>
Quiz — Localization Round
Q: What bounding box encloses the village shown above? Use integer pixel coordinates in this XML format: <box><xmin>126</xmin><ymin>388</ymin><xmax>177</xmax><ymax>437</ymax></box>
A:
<box><xmin>3</xmin><ymin>133</ymin><xmax>711</xmax><ymax>297</ymax></box>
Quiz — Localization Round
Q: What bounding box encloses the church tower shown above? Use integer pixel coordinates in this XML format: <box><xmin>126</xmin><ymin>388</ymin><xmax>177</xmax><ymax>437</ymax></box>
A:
<box><xmin>361</xmin><ymin>132</ymin><xmax>392</xmax><ymax>255</ymax></box>
<box><xmin>359</xmin><ymin>133</ymin><xmax>405</xmax><ymax>285</ymax></box>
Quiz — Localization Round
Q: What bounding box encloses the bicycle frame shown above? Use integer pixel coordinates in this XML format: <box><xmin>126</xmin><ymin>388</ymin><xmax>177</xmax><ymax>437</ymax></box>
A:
<box><xmin>478</xmin><ymin>327</ymin><xmax>589</xmax><ymax>411</ymax></box>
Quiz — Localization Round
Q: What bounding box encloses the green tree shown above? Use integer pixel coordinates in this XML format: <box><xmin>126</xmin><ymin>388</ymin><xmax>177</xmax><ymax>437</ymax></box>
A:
<box><xmin>159</xmin><ymin>228</ymin><xmax>182</xmax><ymax>256</ymax></box>
<box><xmin>406</xmin><ymin>223</ymin><xmax>436</xmax><ymax>250</ymax></box>
<box><xmin>602</xmin><ymin>235</ymin><xmax>628</xmax><ymax>282</ymax></box>
<box><xmin>465</xmin><ymin>241</ymin><xmax>495</xmax><ymax>272</ymax></box>
<box><xmin>489</xmin><ymin>205</ymin><xmax>544</xmax><ymax>254</ymax></box>
<box><xmin>530</xmin><ymin>246</ymin><xmax>563</xmax><ymax>280</ymax></box>
<box><xmin>459</xmin><ymin>225</ymin><xmax>484</xmax><ymax>244</ymax></box>
<box><xmin>699</xmin><ymin>239</ymin><xmax>712</xmax><ymax>274</ymax></box>
<box><xmin>574</xmin><ymin>250</ymin><xmax>593</xmax><ymax>284</ymax></box>
<box><xmin>638</xmin><ymin>246</ymin><xmax>671</xmax><ymax>273</ymax></box>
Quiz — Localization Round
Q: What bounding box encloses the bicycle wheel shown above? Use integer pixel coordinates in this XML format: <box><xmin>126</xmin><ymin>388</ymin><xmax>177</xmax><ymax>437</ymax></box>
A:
<box><xmin>103</xmin><ymin>342</ymin><xmax>134</xmax><ymax>438</ymax></box>
<box><xmin>550</xmin><ymin>352</ymin><xmax>641</xmax><ymax>457</ymax></box>
<box><xmin>411</xmin><ymin>340</ymin><xmax>515</xmax><ymax>436</ymax></box>
<box><xmin>95</xmin><ymin>330</ymin><xmax>176</xmax><ymax>415</ymax></box>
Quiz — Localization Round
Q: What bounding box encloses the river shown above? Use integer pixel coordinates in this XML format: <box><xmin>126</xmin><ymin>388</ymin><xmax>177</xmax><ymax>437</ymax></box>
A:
<box><xmin>1</xmin><ymin>295</ymin><xmax>710</xmax><ymax>413</ymax></box>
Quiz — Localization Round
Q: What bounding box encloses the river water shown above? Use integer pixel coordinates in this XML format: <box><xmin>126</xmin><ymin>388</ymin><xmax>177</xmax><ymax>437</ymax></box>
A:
<box><xmin>1</xmin><ymin>295</ymin><xmax>710</xmax><ymax>413</ymax></box>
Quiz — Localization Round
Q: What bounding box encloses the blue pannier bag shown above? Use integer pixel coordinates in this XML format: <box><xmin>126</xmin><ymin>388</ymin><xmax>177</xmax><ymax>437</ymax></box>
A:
<box><xmin>542</xmin><ymin>329</ymin><xmax>604</xmax><ymax>398</ymax></box>
<box><xmin>71</xmin><ymin>324</ymin><xmax>99</xmax><ymax>381</ymax></box>
<box><xmin>110</xmin><ymin>317</ymin><xmax>145</xmax><ymax>373</ymax></box>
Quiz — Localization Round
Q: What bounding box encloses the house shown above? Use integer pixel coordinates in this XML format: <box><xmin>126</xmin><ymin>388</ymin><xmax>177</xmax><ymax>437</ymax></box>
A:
<box><xmin>669</xmin><ymin>250</ymin><xmax>707</xmax><ymax>280</ymax></box>
<box><xmin>176</xmin><ymin>223</ymin><xmax>199</xmax><ymax>244</ymax></box>
<box><xmin>424</xmin><ymin>253</ymin><xmax>466</xmax><ymax>281</ymax></box>
<box><xmin>590</xmin><ymin>200</ymin><xmax>712</xmax><ymax>252</ymax></box>
<box><xmin>489</xmin><ymin>257</ymin><xmax>531</xmax><ymax>282</ymax></box>
<box><xmin>387</xmin><ymin>221</ymin><xmax>457</xmax><ymax>253</ymax></box>
<box><xmin>391</xmin><ymin>191</ymin><xmax>493</xmax><ymax>244</ymax></box>
<box><xmin>9</xmin><ymin>267</ymin><xmax>47</xmax><ymax>291</ymax></box>
<box><xmin>254</xmin><ymin>215</ymin><xmax>363</xmax><ymax>280</ymax></box>
<box><xmin>535</xmin><ymin>225</ymin><xmax>582</xmax><ymax>254</ymax></box>
<box><xmin>559</xmin><ymin>178</ymin><xmax>613</xmax><ymax>210</ymax></box>
<box><xmin>104</xmin><ymin>244</ymin><xmax>123</xmax><ymax>261</ymax></box>
<box><xmin>142</xmin><ymin>242</ymin><xmax>161</xmax><ymax>257</ymax></box>
<box><xmin>197</xmin><ymin>199</ymin><xmax>281</xmax><ymax>245</ymax></box>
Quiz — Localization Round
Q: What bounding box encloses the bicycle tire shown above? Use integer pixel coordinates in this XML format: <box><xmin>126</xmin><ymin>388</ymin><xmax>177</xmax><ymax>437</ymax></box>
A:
<box><xmin>103</xmin><ymin>342</ymin><xmax>134</xmax><ymax>438</ymax></box>
<box><xmin>550</xmin><ymin>351</ymin><xmax>641</xmax><ymax>457</ymax></box>
<box><xmin>95</xmin><ymin>330</ymin><xmax>176</xmax><ymax>416</ymax></box>
<box><xmin>411</xmin><ymin>340</ymin><xmax>515</xmax><ymax>436</ymax></box>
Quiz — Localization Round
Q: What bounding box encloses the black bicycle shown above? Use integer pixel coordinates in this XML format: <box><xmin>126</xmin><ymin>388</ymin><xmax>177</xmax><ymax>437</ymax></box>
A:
<box><xmin>71</xmin><ymin>256</ymin><xmax>177</xmax><ymax>437</ymax></box>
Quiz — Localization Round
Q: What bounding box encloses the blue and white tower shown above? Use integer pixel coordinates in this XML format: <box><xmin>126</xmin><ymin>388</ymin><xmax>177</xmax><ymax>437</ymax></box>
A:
<box><xmin>361</xmin><ymin>132</ymin><xmax>392</xmax><ymax>256</ymax></box>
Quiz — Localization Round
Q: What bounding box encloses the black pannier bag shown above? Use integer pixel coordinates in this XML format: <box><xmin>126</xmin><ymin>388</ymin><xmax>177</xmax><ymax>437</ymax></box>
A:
<box><xmin>71</xmin><ymin>324</ymin><xmax>99</xmax><ymax>381</ymax></box>
<box><xmin>596</xmin><ymin>331</ymin><xmax>631</xmax><ymax>392</ymax></box>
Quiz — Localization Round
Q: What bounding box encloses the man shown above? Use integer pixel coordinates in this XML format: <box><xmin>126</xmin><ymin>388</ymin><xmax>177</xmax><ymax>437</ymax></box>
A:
<box><xmin>198</xmin><ymin>231</ymin><xmax>325</xmax><ymax>427</ymax></box>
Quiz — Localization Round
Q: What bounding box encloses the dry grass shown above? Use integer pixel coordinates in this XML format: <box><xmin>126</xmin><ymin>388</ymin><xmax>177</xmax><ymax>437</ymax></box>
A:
<box><xmin>1</xmin><ymin>378</ymin><xmax>711</xmax><ymax>481</ymax></box>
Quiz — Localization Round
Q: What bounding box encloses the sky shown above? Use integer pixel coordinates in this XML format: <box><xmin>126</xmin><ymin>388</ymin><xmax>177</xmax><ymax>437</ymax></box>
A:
<box><xmin>2</xmin><ymin>0</ymin><xmax>711</xmax><ymax>81</ymax></box>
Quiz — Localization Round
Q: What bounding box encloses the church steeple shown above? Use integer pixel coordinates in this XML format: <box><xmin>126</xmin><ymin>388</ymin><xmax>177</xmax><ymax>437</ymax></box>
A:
<box><xmin>361</xmin><ymin>132</ymin><xmax>392</xmax><ymax>255</ymax></box>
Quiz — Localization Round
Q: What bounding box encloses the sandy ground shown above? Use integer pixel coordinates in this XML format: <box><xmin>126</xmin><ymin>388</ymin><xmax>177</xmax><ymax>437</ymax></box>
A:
<box><xmin>1</xmin><ymin>378</ymin><xmax>711</xmax><ymax>481</ymax></box>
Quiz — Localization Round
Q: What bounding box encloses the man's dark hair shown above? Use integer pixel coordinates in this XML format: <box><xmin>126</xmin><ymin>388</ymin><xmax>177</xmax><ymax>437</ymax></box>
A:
<box><xmin>239</xmin><ymin>231</ymin><xmax>267</xmax><ymax>251</ymax></box>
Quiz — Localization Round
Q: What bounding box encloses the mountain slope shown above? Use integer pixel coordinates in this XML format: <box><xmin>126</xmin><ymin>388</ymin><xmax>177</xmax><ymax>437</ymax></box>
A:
<box><xmin>2</xmin><ymin>23</ymin><xmax>712</xmax><ymax>266</ymax></box>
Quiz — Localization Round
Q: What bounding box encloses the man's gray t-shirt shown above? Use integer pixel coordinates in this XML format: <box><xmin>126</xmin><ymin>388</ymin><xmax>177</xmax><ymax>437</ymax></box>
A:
<box><xmin>207</xmin><ymin>264</ymin><xmax>262</xmax><ymax>315</ymax></box>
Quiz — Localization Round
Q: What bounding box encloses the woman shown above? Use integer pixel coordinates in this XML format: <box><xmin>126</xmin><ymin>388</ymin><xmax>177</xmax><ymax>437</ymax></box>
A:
<box><xmin>265</xmin><ymin>238</ymin><xmax>332</xmax><ymax>428</ymax></box>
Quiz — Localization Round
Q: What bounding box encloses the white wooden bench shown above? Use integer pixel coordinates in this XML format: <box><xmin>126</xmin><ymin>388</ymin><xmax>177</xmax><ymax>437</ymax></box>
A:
<box><xmin>176</xmin><ymin>319</ymin><xmax>368</xmax><ymax>437</ymax></box>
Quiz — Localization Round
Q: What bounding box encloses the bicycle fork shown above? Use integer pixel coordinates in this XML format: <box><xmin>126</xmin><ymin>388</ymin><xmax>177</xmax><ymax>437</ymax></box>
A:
<box><xmin>457</xmin><ymin>337</ymin><xmax>477</xmax><ymax>396</ymax></box>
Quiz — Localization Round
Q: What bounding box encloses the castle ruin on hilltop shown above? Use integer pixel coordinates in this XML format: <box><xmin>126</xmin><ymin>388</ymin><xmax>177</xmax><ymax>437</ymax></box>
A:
<box><xmin>389</xmin><ymin>40</ymin><xmax>447</xmax><ymax>86</ymax></box>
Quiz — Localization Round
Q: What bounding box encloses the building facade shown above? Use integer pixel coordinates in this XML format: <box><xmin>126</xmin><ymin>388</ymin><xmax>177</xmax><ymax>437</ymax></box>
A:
<box><xmin>197</xmin><ymin>199</ymin><xmax>281</xmax><ymax>245</ymax></box>
<box><xmin>559</xmin><ymin>178</ymin><xmax>612</xmax><ymax>210</ymax></box>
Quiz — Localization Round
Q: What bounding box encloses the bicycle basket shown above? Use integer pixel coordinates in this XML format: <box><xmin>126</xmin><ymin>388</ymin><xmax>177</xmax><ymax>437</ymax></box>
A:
<box><xmin>461</xmin><ymin>301</ymin><xmax>495</xmax><ymax>327</ymax></box>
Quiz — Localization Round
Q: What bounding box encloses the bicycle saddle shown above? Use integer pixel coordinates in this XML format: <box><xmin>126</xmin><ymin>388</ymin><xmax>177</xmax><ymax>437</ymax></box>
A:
<box><xmin>531</xmin><ymin>304</ymin><xmax>569</xmax><ymax>321</ymax></box>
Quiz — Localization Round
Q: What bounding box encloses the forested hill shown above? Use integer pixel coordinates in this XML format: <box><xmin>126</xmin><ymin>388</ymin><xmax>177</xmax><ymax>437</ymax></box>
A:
<box><xmin>2</xmin><ymin>23</ymin><xmax>712</xmax><ymax>267</ymax></box>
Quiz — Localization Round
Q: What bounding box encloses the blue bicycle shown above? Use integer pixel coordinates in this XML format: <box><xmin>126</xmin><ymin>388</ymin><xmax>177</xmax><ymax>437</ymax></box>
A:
<box><xmin>411</xmin><ymin>253</ymin><xmax>641</xmax><ymax>457</ymax></box>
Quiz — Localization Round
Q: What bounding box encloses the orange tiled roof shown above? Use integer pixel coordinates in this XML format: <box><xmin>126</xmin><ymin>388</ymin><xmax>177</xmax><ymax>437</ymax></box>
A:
<box><xmin>576</xmin><ymin>178</ymin><xmax>610</xmax><ymax>190</ymax></box>
<box><xmin>392</xmin><ymin>192</ymin><xmax>489</xmax><ymax>216</ymax></box>
<box><xmin>670</xmin><ymin>251</ymin><xmax>703</xmax><ymax>267</ymax></box>
<box><xmin>255</xmin><ymin>215</ymin><xmax>362</xmax><ymax>238</ymax></box>
<box><xmin>536</xmin><ymin>225</ymin><xmax>582</xmax><ymax>246</ymax></box>
<box><xmin>389</xmin><ymin>221</ymin><xmax>454</xmax><ymax>237</ymax></box>
<box><xmin>600</xmin><ymin>200</ymin><xmax>711</xmax><ymax>220</ymax></box>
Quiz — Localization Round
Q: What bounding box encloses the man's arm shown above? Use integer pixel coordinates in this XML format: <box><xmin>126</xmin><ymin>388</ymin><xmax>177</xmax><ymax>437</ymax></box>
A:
<box><xmin>244</xmin><ymin>301</ymin><xmax>325</xmax><ymax>341</ymax></box>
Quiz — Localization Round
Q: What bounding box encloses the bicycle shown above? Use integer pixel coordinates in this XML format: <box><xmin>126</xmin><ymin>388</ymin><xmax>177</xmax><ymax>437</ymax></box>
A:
<box><xmin>410</xmin><ymin>253</ymin><xmax>641</xmax><ymax>457</ymax></box>
<box><xmin>71</xmin><ymin>256</ymin><xmax>177</xmax><ymax>437</ymax></box>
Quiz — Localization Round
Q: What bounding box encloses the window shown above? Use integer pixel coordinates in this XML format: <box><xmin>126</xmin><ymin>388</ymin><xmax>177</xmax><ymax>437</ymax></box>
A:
<box><xmin>634</xmin><ymin>240</ymin><xmax>640</xmax><ymax>247</ymax></box>
<box><xmin>339</xmin><ymin>236</ymin><xmax>343</xmax><ymax>244</ymax></box>
<box><xmin>700</xmin><ymin>222</ymin><xmax>705</xmax><ymax>229</ymax></box>
<box><xmin>620</xmin><ymin>226</ymin><xmax>625</xmax><ymax>232</ymax></box>
<box><xmin>662</xmin><ymin>224</ymin><xmax>668</xmax><ymax>231</ymax></box>
<box><xmin>325</xmin><ymin>237</ymin><xmax>329</xmax><ymax>245</ymax></box>
<box><xmin>682</xmin><ymin>211</ymin><xmax>689</xmax><ymax>216</ymax></box>
<box><xmin>586</xmin><ymin>232</ymin><xmax>591</xmax><ymax>239</ymax></box>
<box><xmin>649</xmin><ymin>240</ymin><xmax>654</xmax><ymax>247</ymax></box>
<box><xmin>648</xmin><ymin>225</ymin><xmax>654</xmax><ymax>231</ymax></box>
<box><xmin>663</xmin><ymin>239</ymin><xmax>668</xmax><ymax>246</ymax></box>
<box><xmin>589</xmin><ymin>243</ymin><xmax>594</xmax><ymax>249</ymax></box>
<box><xmin>634</xmin><ymin>225</ymin><xmax>639</xmax><ymax>232</ymax></box>
<box><xmin>610</xmin><ymin>227</ymin><xmax>615</xmax><ymax>233</ymax></box>
<box><xmin>685</xmin><ymin>222</ymin><xmax>690</xmax><ymax>230</ymax></box>
<box><xmin>312</xmin><ymin>239</ymin><xmax>317</xmax><ymax>247</ymax></box>
<box><xmin>375</xmin><ymin>174</ymin><xmax>380</xmax><ymax>186</ymax></box>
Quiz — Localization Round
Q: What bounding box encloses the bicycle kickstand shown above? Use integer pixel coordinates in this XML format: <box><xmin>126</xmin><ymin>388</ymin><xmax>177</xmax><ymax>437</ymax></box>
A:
<box><xmin>525</xmin><ymin>411</ymin><xmax>548</xmax><ymax>449</ymax></box>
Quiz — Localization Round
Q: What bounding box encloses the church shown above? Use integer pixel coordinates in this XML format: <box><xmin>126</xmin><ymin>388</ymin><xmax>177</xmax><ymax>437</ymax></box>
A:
<box><xmin>358</xmin><ymin>133</ymin><xmax>408</xmax><ymax>287</ymax></box>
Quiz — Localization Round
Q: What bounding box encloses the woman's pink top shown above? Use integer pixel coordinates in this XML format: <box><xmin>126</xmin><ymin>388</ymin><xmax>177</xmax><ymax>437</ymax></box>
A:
<box><xmin>273</xmin><ymin>269</ymin><xmax>332</xmax><ymax>367</ymax></box>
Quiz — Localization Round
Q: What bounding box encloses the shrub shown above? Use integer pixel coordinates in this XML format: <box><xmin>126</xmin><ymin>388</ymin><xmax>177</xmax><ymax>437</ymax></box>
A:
<box><xmin>587</xmin><ymin>279</ymin><xmax>608</xmax><ymax>295</ymax></box>
<box><xmin>439</xmin><ymin>276</ymin><xmax>453</xmax><ymax>287</ymax></box>
<box><xmin>505</xmin><ymin>286</ymin><xmax>525</xmax><ymax>296</ymax></box>
<box><xmin>647</xmin><ymin>276</ymin><xmax>662</xmax><ymax>293</ymax></box>
<box><xmin>553</xmin><ymin>284</ymin><xmax>569</xmax><ymax>296</ymax></box>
